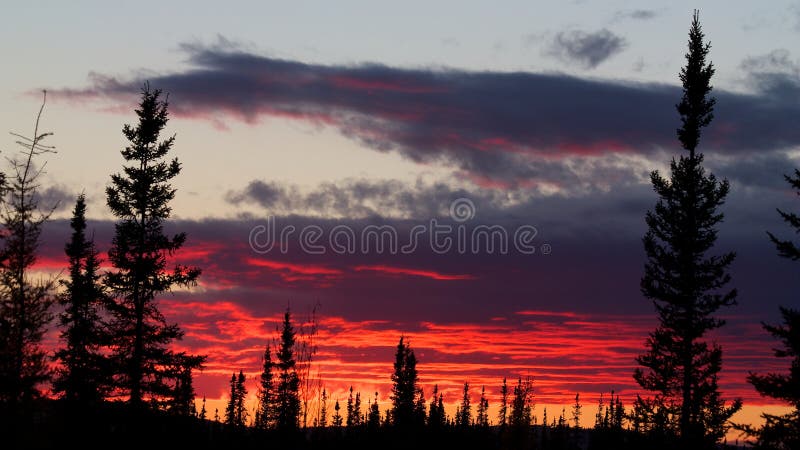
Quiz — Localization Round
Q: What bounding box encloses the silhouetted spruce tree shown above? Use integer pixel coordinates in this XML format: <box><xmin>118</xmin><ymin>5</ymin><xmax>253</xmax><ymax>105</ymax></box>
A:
<box><xmin>168</xmin><ymin>364</ymin><xmax>198</xmax><ymax>416</ymax></box>
<box><xmin>390</xmin><ymin>336</ymin><xmax>419</xmax><ymax>427</ymax></box>
<box><xmin>509</xmin><ymin>377</ymin><xmax>533</xmax><ymax>428</ymax></box>
<box><xmin>428</xmin><ymin>384</ymin><xmax>444</xmax><ymax>428</ymax></box>
<box><xmin>353</xmin><ymin>391</ymin><xmax>362</xmax><ymax>427</ymax></box>
<box><xmin>731</xmin><ymin>174</ymin><xmax>800</xmax><ymax>448</ymax></box>
<box><xmin>275</xmin><ymin>309</ymin><xmax>300</xmax><ymax>431</ymax></box>
<box><xmin>476</xmin><ymin>385</ymin><xmax>489</xmax><ymax>427</ymax></box>
<box><xmin>225</xmin><ymin>373</ymin><xmax>237</xmax><ymax>426</ymax></box>
<box><xmin>634</xmin><ymin>11</ymin><xmax>741</xmax><ymax>447</ymax></box>
<box><xmin>346</xmin><ymin>386</ymin><xmax>355</xmax><ymax>427</ymax></box>
<box><xmin>498</xmin><ymin>377</ymin><xmax>508</xmax><ymax>427</ymax></box>
<box><xmin>319</xmin><ymin>387</ymin><xmax>328</xmax><ymax>428</ymax></box>
<box><xmin>0</xmin><ymin>92</ymin><xmax>56</xmax><ymax>410</ymax></box>
<box><xmin>368</xmin><ymin>392</ymin><xmax>380</xmax><ymax>430</ymax></box>
<box><xmin>53</xmin><ymin>195</ymin><xmax>111</xmax><ymax>406</ymax></box>
<box><xmin>456</xmin><ymin>382</ymin><xmax>471</xmax><ymax>427</ymax></box>
<box><xmin>767</xmin><ymin>168</ymin><xmax>800</xmax><ymax>260</ymax></box>
<box><xmin>235</xmin><ymin>370</ymin><xmax>247</xmax><ymax>427</ymax></box>
<box><xmin>572</xmin><ymin>393</ymin><xmax>582</xmax><ymax>428</ymax></box>
<box><xmin>199</xmin><ymin>396</ymin><xmax>207</xmax><ymax>420</ymax></box>
<box><xmin>254</xmin><ymin>344</ymin><xmax>275</xmax><ymax>430</ymax></box>
<box><xmin>332</xmin><ymin>399</ymin><xmax>343</xmax><ymax>428</ymax></box>
<box><xmin>104</xmin><ymin>84</ymin><xmax>204</xmax><ymax>407</ymax></box>
<box><xmin>737</xmin><ymin>308</ymin><xmax>800</xmax><ymax>449</ymax></box>
<box><xmin>214</xmin><ymin>407</ymin><xmax>219</xmax><ymax>423</ymax></box>
<box><xmin>413</xmin><ymin>387</ymin><xmax>426</xmax><ymax>426</ymax></box>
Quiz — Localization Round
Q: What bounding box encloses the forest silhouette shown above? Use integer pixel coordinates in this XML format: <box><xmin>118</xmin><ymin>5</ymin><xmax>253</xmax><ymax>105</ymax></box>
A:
<box><xmin>0</xmin><ymin>11</ymin><xmax>798</xmax><ymax>450</ymax></box>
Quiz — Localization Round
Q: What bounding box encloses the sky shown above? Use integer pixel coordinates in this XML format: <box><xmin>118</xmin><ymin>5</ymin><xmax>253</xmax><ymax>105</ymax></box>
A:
<box><xmin>2</xmin><ymin>0</ymin><xmax>799</xmax><ymax>435</ymax></box>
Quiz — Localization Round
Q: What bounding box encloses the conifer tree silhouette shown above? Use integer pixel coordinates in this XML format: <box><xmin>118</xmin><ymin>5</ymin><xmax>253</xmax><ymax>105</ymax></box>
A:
<box><xmin>275</xmin><ymin>309</ymin><xmax>300</xmax><ymax>431</ymax></box>
<box><xmin>254</xmin><ymin>344</ymin><xmax>275</xmax><ymax>430</ymax></box>
<box><xmin>390</xmin><ymin>336</ymin><xmax>419</xmax><ymax>428</ymax></box>
<box><xmin>739</xmin><ymin>308</ymin><xmax>800</xmax><ymax>449</ymax></box>
<box><xmin>104</xmin><ymin>84</ymin><xmax>204</xmax><ymax>408</ymax></box>
<box><xmin>319</xmin><ymin>387</ymin><xmax>328</xmax><ymax>428</ymax></box>
<box><xmin>456</xmin><ymin>382</ymin><xmax>471</xmax><ymax>427</ymax></box>
<box><xmin>54</xmin><ymin>195</ymin><xmax>111</xmax><ymax>407</ymax></box>
<box><xmin>498</xmin><ymin>377</ymin><xmax>508</xmax><ymax>427</ymax></box>
<box><xmin>0</xmin><ymin>92</ymin><xmax>56</xmax><ymax>410</ymax></box>
<box><xmin>634</xmin><ymin>12</ymin><xmax>741</xmax><ymax>447</ymax></box>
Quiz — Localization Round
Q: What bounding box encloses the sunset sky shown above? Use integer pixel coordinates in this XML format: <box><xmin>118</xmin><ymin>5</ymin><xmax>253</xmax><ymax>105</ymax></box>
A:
<box><xmin>2</xmin><ymin>0</ymin><xmax>799</xmax><ymax>433</ymax></box>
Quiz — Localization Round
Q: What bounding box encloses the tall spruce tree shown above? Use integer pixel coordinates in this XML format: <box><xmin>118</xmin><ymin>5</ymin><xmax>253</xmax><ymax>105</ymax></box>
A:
<box><xmin>54</xmin><ymin>195</ymin><xmax>111</xmax><ymax>406</ymax></box>
<box><xmin>0</xmin><ymin>92</ymin><xmax>56</xmax><ymax>409</ymax></box>
<box><xmin>225</xmin><ymin>372</ymin><xmax>237</xmax><ymax>426</ymax></box>
<box><xmin>634</xmin><ymin>11</ymin><xmax>741</xmax><ymax>447</ymax></box>
<box><xmin>572</xmin><ymin>393</ymin><xmax>582</xmax><ymax>429</ymax></box>
<box><xmin>275</xmin><ymin>309</ymin><xmax>300</xmax><ymax>431</ymax></box>
<box><xmin>390</xmin><ymin>336</ymin><xmax>419</xmax><ymax>428</ymax></box>
<box><xmin>509</xmin><ymin>377</ymin><xmax>533</xmax><ymax>428</ymax></box>
<box><xmin>498</xmin><ymin>377</ymin><xmax>508</xmax><ymax>427</ymax></box>
<box><xmin>235</xmin><ymin>370</ymin><xmax>248</xmax><ymax>427</ymax></box>
<box><xmin>476</xmin><ymin>385</ymin><xmax>489</xmax><ymax>427</ymax></box>
<box><xmin>346</xmin><ymin>385</ymin><xmax>355</xmax><ymax>428</ymax></box>
<box><xmin>319</xmin><ymin>387</ymin><xmax>328</xmax><ymax>428</ymax></box>
<box><xmin>104</xmin><ymin>84</ymin><xmax>204</xmax><ymax>407</ymax></box>
<box><xmin>255</xmin><ymin>344</ymin><xmax>275</xmax><ymax>430</ymax></box>
<box><xmin>456</xmin><ymin>382</ymin><xmax>471</xmax><ymax>427</ymax></box>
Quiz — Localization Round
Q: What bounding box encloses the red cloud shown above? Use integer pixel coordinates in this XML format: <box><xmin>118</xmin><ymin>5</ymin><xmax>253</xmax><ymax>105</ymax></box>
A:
<box><xmin>353</xmin><ymin>264</ymin><xmax>476</xmax><ymax>281</ymax></box>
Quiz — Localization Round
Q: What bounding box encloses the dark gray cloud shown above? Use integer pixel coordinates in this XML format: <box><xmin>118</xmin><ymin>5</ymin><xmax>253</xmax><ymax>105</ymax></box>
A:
<box><xmin>52</xmin><ymin>43</ymin><xmax>800</xmax><ymax>187</ymax></box>
<box><xmin>33</xmin><ymin>185</ymin><xmax>75</xmax><ymax>213</ymax></box>
<box><xmin>37</xmin><ymin>172</ymin><xmax>799</xmax><ymax>323</ymax></box>
<box><xmin>546</xmin><ymin>29</ymin><xmax>627</xmax><ymax>69</ymax></box>
<box><xmin>740</xmin><ymin>49</ymin><xmax>800</xmax><ymax>101</ymax></box>
<box><xmin>613</xmin><ymin>9</ymin><xmax>658</xmax><ymax>22</ymax></box>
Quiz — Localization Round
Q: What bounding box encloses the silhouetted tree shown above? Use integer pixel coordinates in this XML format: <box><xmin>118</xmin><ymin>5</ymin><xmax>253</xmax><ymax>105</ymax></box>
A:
<box><xmin>768</xmin><ymin>168</ymin><xmax>800</xmax><ymax>261</ymax></box>
<box><xmin>737</xmin><ymin>308</ymin><xmax>800</xmax><ymax>449</ymax></box>
<box><xmin>53</xmin><ymin>195</ymin><xmax>111</xmax><ymax>406</ymax></box>
<box><xmin>509</xmin><ymin>376</ymin><xmax>533</xmax><ymax>428</ymax></box>
<box><xmin>319</xmin><ymin>387</ymin><xmax>328</xmax><ymax>428</ymax></box>
<box><xmin>332</xmin><ymin>399</ymin><xmax>343</xmax><ymax>428</ymax></box>
<box><xmin>476</xmin><ymin>385</ymin><xmax>489</xmax><ymax>427</ymax></box>
<box><xmin>595</xmin><ymin>393</ymin><xmax>604</xmax><ymax>429</ymax></box>
<box><xmin>199</xmin><ymin>396</ymin><xmax>207</xmax><ymax>420</ymax></box>
<box><xmin>456</xmin><ymin>382</ymin><xmax>471</xmax><ymax>427</ymax></box>
<box><xmin>104</xmin><ymin>84</ymin><xmax>204</xmax><ymax>407</ymax></box>
<box><xmin>428</xmin><ymin>384</ymin><xmax>445</xmax><ymax>428</ymax></box>
<box><xmin>254</xmin><ymin>344</ymin><xmax>275</xmax><ymax>430</ymax></box>
<box><xmin>498</xmin><ymin>377</ymin><xmax>508</xmax><ymax>427</ymax></box>
<box><xmin>368</xmin><ymin>392</ymin><xmax>380</xmax><ymax>430</ymax></box>
<box><xmin>572</xmin><ymin>393</ymin><xmax>582</xmax><ymax>429</ymax></box>
<box><xmin>225</xmin><ymin>371</ymin><xmax>247</xmax><ymax>428</ymax></box>
<box><xmin>275</xmin><ymin>309</ymin><xmax>300</xmax><ymax>431</ymax></box>
<box><xmin>346</xmin><ymin>386</ymin><xmax>355</xmax><ymax>428</ymax></box>
<box><xmin>634</xmin><ymin>11</ymin><xmax>741</xmax><ymax>448</ymax></box>
<box><xmin>236</xmin><ymin>370</ymin><xmax>248</xmax><ymax>427</ymax></box>
<box><xmin>225</xmin><ymin>373</ymin><xmax>237</xmax><ymax>426</ymax></box>
<box><xmin>296</xmin><ymin>303</ymin><xmax>320</xmax><ymax>429</ymax></box>
<box><xmin>390</xmin><ymin>336</ymin><xmax>419</xmax><ymax>428</ymax></box>
<box><xmin>168</xmin><ymin>362</ymin><xmax>198</xmax><ymax>416</ymax></box>
<box><xmin>353</xmin><ymin>391</ymin><xmax>362</xmax><ymax>427</ymax></box>
<box><xmin>0</xmin><ymin>92</ymin><xmax>56</xmax><ymax>410</ymax></box>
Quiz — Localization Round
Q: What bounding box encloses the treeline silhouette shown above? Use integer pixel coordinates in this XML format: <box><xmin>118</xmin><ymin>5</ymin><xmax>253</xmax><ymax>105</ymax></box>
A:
<box><xmin>0</xmin><ymin>11</ymin><xmax>798</xmax><ymax>450</ymax></box>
